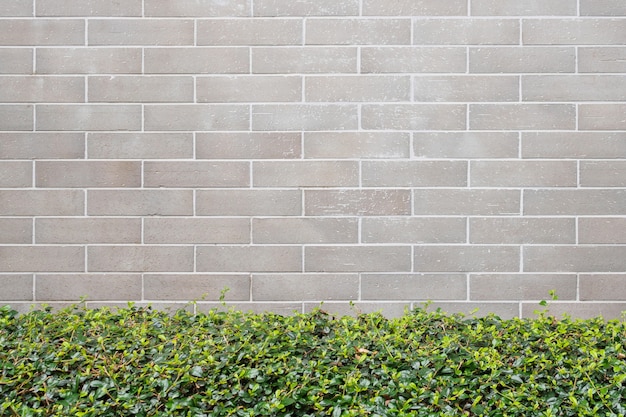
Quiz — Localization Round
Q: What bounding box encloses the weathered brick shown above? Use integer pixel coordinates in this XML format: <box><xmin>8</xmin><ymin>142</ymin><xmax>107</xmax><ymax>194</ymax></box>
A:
<box><xmin>362</xmin><ymin>161</ymin><xmax>467</xmax><ymax>187</ymax></box>
<box><xmin>414</xmin><ymin>189</ymin><xmax>520</xmax><ymax>215</ymax></box>
<box><xmin>144</xmin><ymin>47</ymin><xmax>249</xmax><ymax>74</ymax></box>
<box><xmin>196</xmin><ymin>190</ymin><xmax>302</xmax><ymax>216</ymax></box>
<box><xmin>253</xmin><ymin>218</ymin><xmax>358</xmax><ymax>244</ymax></box>
<box><xmin>524</xmin><ymin>246</ymin><xmax>626</xmax><ymax>272</ymax></box>
<box><xmin>88</xmin><ymin>246</ymin><xmax>194</xmax><ymax>272</ymax></box>
<box><xmin>0</xmin><ymin>133</ymin><xmax>84</xmax><ymax>159</ymax></box>
<box><xmin>523</xmin><ymin>19</ymin><xmax>626</xmax><ymax>45</ymax></box>
<box><xmin>0</xmin><ymin>275</ymin><xmax>32</xmax><ymax>301</ymax></box>
<box><xmin>304</xmin><ymin>132</ymin><xmax>410</xmax><ymax>159</ymax></box>
<box><xmin>89</xmin><ymin>76</ymin><xmax>193</xmax><ymax>103</ymax></box>
<box><xmin>579</xmin><ymin>218</ymin><xmax>626</xmax><ymax>244</ymax></box>
<box><xmin>36</xmin><ymin>48</ymin><xmax>142</xmax><ymax>74</ymax></box>
<box><xmin>197</xmin><ymin>76</ymin><xmax>301</xmax><ymax>102</ymax></box>
<box><xmin>36</xmin><ymin>161</ymin><xmax>140</xmax><ymax>187</ymax></box>
<box><xmin>144</xmin><ymin>274</ymin><xmax>251</xmax><ymax>301</ymax></box>
<box><xmin>35</xmin><ymin>218</ymin><xmax>141</xmax><ymax>244</ymax></box>
<box><xmin>579</xmin><ymin>47</ymin><xmax>626</xmax><ymax>73</ymax></box>
<box><xmin>0</xmin><ymin>190</ymin><xmax>83</xmax><ymax>216</ymax></box>
<box><xmin>252</xmin><ymin>274</ymin><xmax>358</xmax><ymax>300</ymax></box>
<box><xmin>470</xmin><ymin>274</ymin><xmax>576</xmax><ymax>301</ymax></box>
<box><xmin>470</xmin><ymin>217</ymin><xmax>575</xmax><ymax>244</ymax></box>
<box><xmin>362</xmin><ymin>104</ymin><xmax>466</xmax><ymax>130</ymax></box>
<box><xmin>143</xmin><ymin>161</ymin><xmax>249</xmax><ymax>187</ymax></box>
<box><xmin>470</xmin><ymin>160</ymin><xmax>577</xmax><ymax>187</ymax></box>
<box><xmin>0</xmin><ymin>48</ymin><xmax>32</xmax><ymax>74</ymax></box>
<box><xmin>522</xmin><ymin>132</ymin><xmax>626</xmax><ymax>159</ymax></box>
<box><xmin>87</xmin><ymin>190</ymin><xmax>193</xmax><ymax>216</ymax></box>
<box><xmin>523</xmin><ymin>75</ymin><xmax>626</xmax><ymax>101</ymax></box>
<box><xmin>469</xmin><ymin>47</ymin><xmax>575</xmax><ymax>73</ymax></box>
<box><xmin>145</xmin><ymin>0</ymin><xmax>250</xmax><ymax>17</ymax></box>
<box><xmin>361</xmin><ymin>274</ymin><xmax>466</xmax><ymax>300</ymax></box>
<box><xmin>87</xmin><ymin>133</ymin><xmax>193</xmax><ymax>159</ymax></box>
<box><xmin>362</xmin><ymin>0</ymin><xmax>467</xmax><ymax>16</ymax></box>
<box><xmin>305</xmin><ymin>75</ymin><xmax>409</xmax><ymax>102</ymax></box>
<box><xmin>0</xmin><ymin>76</ymin><xmax>83</xmax><ymax>103</ymax></box>
<box><xmin>415</xmin><ymin>246</ymin><xmax>520</xmax><ymax>272</ymax></box>
<box><xmin>470</xmin><ymin>104</ymin><xmax>575</xmax><ymax>130</ymax></box>
<box><xmin>580</xmin><ymin>274</ymin><xmax>626</xmax><ymax>300</ymax></box>
<box><xmin>0</xmin><ymin>246</ymin><xmax>84</xmax><ymax>272</ymax></box>
<box><xmin>361</xmin><ymin>217</ymin><xmax>466</xmax><ymax>244</ymax></box>
<box><xmin>196</xmin><ymin>246</ymin><xmax>302</xmax><ymax>272</ymax></box>
<box><xmin>0</xmin><ymin>105</ymin><xmax>33</xmax><ymax>130</ymax></box>
<box><xmin>89</xmin><ymin>19</ymin><xmax>194</xmax><ymax>46</ymax></box>
<box><xmin>252</xmin><ymin>47</ymin><xmax>357</xmax><ymax>74</ymax></box>
<box><xmin>253</xmin><ymin>161</ymin><xmax>358</xmax><ymax>187</ymax></box>
<box><xmin>0</xmin><ymin>0</ymin><xmax>32</xmax><ymax>16</ymax></box>
<box><xmin>580</xmin><ymin>161</ymin><xmax>626</xmax><ymax>187</ymax></box>
<box><xmin>524</xmin><ymin>189</ymin><xmax>626</xmax><ymax>215</ymax></box>
<box><xmin>0</xmin><ymin>219</ymin><xmax>31</xmax><ymax>244</ymax></box>
<box><xmin>197</xmin><ymin>19</ymin><xmax>301</xmax><ymax>45</ymax></box>
<box><xmin>414</xmin><ymin>19</ymin><xmax>519</xmax><ymax>45</ymax></box>
<box><xmin>37</xmin><ymin>105</ymin><xmax>141</xmax><ymax>131</ymax></box>
<box><xmin>144</xmin><ymin>105</ymin><xmax>249</xmax><ymax>131</ymax></box>
<box><xmin>414</xmin><ymin>75</ymin><xmax>519</xmax><ymax>102</ymax></box>
<box><xmin>37</xmin><ymin>0</ymin><xmax>142</xmax><ymax>16</ymax></box>
<box><xmin>579</xmin><ymin>104</ymin><xmax>626</xmax><ymax>130</ymax></box>
<box><xmin>252</xmin><ymin>104</ymin><xmax>358</xmax><ymax>131</ymax></box>
<box><xmin>305</xmin><ymin>246</ymin><xmax>411</xmax><ymax>272</ymax></box>
<box><xmin>414</xmin><ymin>132</ymin><xmax>519</xmax><ymax>159</ymax></box>
<box><xmin>36</xmin><ymin>274</ymin><xmax>142</xmax><ymax>301</ymax></box>
<box><xmin>306</xmin><ymin>19</ymin><xmax>411</xmax><ymax>45</ymax></box>
<box><xmin>254</xmin><ymin>0</ymin><xmax>358</xmax><ymax>16</ymax></box>
<box><xmin>305</xmin><ymin>190</ymin><xmax>411</xmax><ymax>216</ymax></box>
<box><xmin>0</xmin><ymin>161</ymin><xmax>31</xmax><ymax>187</ymax></box>
<box><xmin>196</xmin><ymin>132</ymin><xmax>301</xmax><ymax>159</ymax></box>
<box><xmin>144</xmin><ymin>218</ymin><xmax>250</xmax><ymax>244</ymax></box>
<box><xmin>471</xmin><ymin>0</ymin><xmax>576</xmax><ymax>15</ymax></box>
<box><xmin>361</xmin><ymin>47</ymin><xmax>466</xmax><ymax>73</ymax></box>
<box><xmin>0</xmin><ymin>19</ymin><xmax>84</xmax><ymax>45</ymax></box>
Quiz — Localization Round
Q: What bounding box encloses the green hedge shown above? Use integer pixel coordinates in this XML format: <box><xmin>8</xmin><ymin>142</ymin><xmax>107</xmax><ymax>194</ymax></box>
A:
<box><xmin>1</xmin><ymin>304</ymin><xmax>625</xmax><ymax>416</ymax></box>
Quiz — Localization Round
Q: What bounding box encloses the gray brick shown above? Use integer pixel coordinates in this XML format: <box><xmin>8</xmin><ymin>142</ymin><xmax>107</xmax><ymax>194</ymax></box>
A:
<box><xmin>0</xmin><ymin>275</ymin><xmax>32</xmax><ymax>301</ymax></box>
<box><xmin>469</xmin><ymin>47</ymin><xmax>575</xmax><ymax>73</ymax></box>
<box><xmin>0</xmin><ymin>48</ymin><xmax>32</xmax><ymax>74</ymax></box>
<box><xmin>87</xmin><ymin>190</ymin><xmax>193</xmax><ymax>216</ymax></box>
<box><xmin>362</xmin><ymin>104</ymin><xmax>466</xmax><ymax>130</ymax></box>
<box><xmin>252</xmin><ymin>274</ymin><xmax>358</xmax><ymax>301</ymax></box>
<box><xmin>580</xmin><ymin>161</ymin><xmax>626</xmax><ymax>187</ymax></box>
<box><xmin>524</xmin><ymin>190</ymin><xmax>626</xmax><ymax>215</ymax></box>
<box><xmin>306</xmin><ymin>19</ymin><xmax>411</xmax><ymax>45</ymax></box>
<box><xmin>0</xmin><ymin>219</ymin><xmax>31</xmax><ymax>244</ymax></box>
<box><xmin>196</xmin><ymin>190</ymin><xmax>301</xmax><ymax>216</ymax></box>
<box><xmin>198</xmin><ymin>302</ymin><xmax>302</xmax><ymax>315</ymax></box>
<box><xmin>361</xmin><ymin>47</ymin><xmax>466</xmax><ymax>73</ymax></box>
<box><xmin>88</xmin><ymin>246</ymin><xmax>194</xmax><ymax>272</ymax></box>
<box><xmin>470</xmin><ymin>217</ymin><xmax>575</xmax><ymax>244</ymax></box>
<box><xmin>253</xmin><ymin>161</ymin><xmax>358</xmax><ymax>187</ymax></box>
<box><xmin>144</xmin><ymin>161</ymin><xmax>249</xmax><ymax>188</ymax></box>
<box><xmin>414</xmin><ymin>132</ymin><xmax>519</xmax><ymax>159</ymax></box>
<box><xmin>197</xmin><ymin>19</ymin><xmax>301</xmax><ymax>45</ymax></box>
<box><xmin>197</xmin><ymin>76</ymin><xmax>301</xmax><ymax>103</ymax></box>
<box><xmin>304</xmin><ymin>132</ymin><xmax>410</xmax><ymax>159</ymax></box>
<box><xmin>87</xmin><ymin>133</ymin><xmax>193</xmax><ymax>159</ymax></box>
<box><xmin>304</xmin><ymin>302</ymin><xmax>409</xmax><ymax>318</ymax></box>
<box><xmin>521</xmin><ymin>302</ymin><xmax>626</xmax><ymax>320</ymax></box>
<box><xmin>89</xmin><ymin>76</ymin><xmax>193</xmax><ymax>103</ymax></box>
<box><xmin>580</xmin><ymin>274</ymin><xmax>626</xmax><ymax>300</ymax></box>
<box><xmin>579</xmin><ymin>104</ymin><xmax>626</xmax><ymax>130</ymax></box>
<box><xmin>470</xmin><ymin>104</ymin><xmax>575</xmax><ymax>130</ymax></box>
<box><xmin>470</xmin><ymin>160</ymin><xmax>577</xmax><ymax>187</ymax></box>
<box><xmin>252</xmin><ymin>47</ymin><xmax>357</xmax><ymax>74</ymax></box>
<box><xmin>36</xmin><ymin>48</ymin><xmax>142</xmax><ymax>74</ymax></box>
<box><xmin>144</xmin><ymin>274</ymin><xmax>250</xmax><ymax>301</ymax></box>
<box><xmin>0</xmin><ymin>76</ymin><xmax>84</xmax><ymax>103</ymax></box>
<box><xmin>252</xmin><ymin>104</ymin><xmax>358</xmax><ymax>131</ymax></box>
<box><xmin>144</xmin><ymin>105</ymin><xmax>249</xmax><ymax>131</ymax></box>
<box><xmin>145</xmin><ymin>0</ymin><xmax>250</xmax><ymax>17</ymax></box>
<box><xmin>524</xmin><ymin>246</ymin><xmax>626</xmax><ymax>272</ymax></box>
<box><xmin>579</xmin><ymin>218</ymin><xmax>626</xmax><ymax>244</ymax></box>
<box><xmin>254</xmin><ymin>0</ymin><xmax>359</xmax><ymax>16</ymax></box>
<box><xmin>471</xmin><ymin>0</ymin><xmax>576</xmax><ymax>15</ymax></box>
<box><xmin>579</xmin><ymin>47</ymin><xmax>626</xmax><ymax>73</ymax></box>
<box><xmin>362</xmin><ymin>0</ymin><xmax>467</xmax><ymax>16</ymax></box>
<box><xmin>523</xmin><ymin>75</ymin><xmax>626</xmax><ymax>101</ymax></box>
<box><xmin>0</xmin><ymin>161</ymin><xmax>31</xmax><ymax>187</ymax></box>
<box><xmin>0</xmin><ymin>105</ymin><xmax>33</xmax><ymax>130</ymax></box>
<box><xmin>0</xmin><ymin>190</ymin><xmax>83</xmax><ymax>216</ymax></box>
<box><xmin>0</xmin><ymin>246</ymin><xmax>84</xmax><ymax>272</ymax></box>
<box><xmin>305</xmin><ymin>246</ymin><xmax>411</xmax><ymax>273</ymax></box>
<box><xmin>415</xmin><ymin>246</ymin><xmax>520</xmax><ymax>272</ymax></box>
<box><xmin>414</xmin><ymin>75</ymin><xmax>519</xmax><ymax>102</ymax></box>
<box><xmin>144</xmin><ymin>47</ymin><xmax>248</xmax><ymax>74</ymax></box>
<box><xmin>87</xmin><ymin>301</ymin><xmax>193</xmax><ymax>313</ymax></box>
<box><xmin>1</xmin><ymin>133</ymin><xmax>84</xmax><ymax>159</ymax></box>
<box><xmin>89</xmin><ymin>19</ymin><xmax>193</xmax><ymax>46</ymax></box>
<box><xmin>425</xmin><ymin>302</ymin><xmax>519</xmax><ymax>319</ymax></box>
<box><xmin>414</xmin><ymin>189</ymin><xmax>520</xmax><ymax>215</ymax></box>
<box><xmin>253</xmin><ymin>218</ymin><xmax>358</xmax><ymax>244</ymax></box>
<box><xmin>362</xmin><ymin>274</ymin><xmax>466</xmax><ymax>300</ymax></box>
<box><xmin>413</xmin><ymin>19</ymin><xmax>519</xmax><ymax>45</ymax></box>
<box><xmin>36</xmin><ymin>274</ymin><xmax>142</xmax><ymax>301</ymax></box>
<box><xmin>470</xmin><ymin>274</ymin><xmax>577</xmax><ymax>301</ymax></box>
<box><xmin>196</xmin><ymin>132</ymin><xmax>301</xmax><ymax>159</ymax></box>
<box><xmin>37</xmin><ymin>105</ymin><xmax>141</xmax><ymax>131</ymax></box>
<box><xmin>362</xmin><ymin>161</ymin><xmax>467</xmax><ymax>187</ymax></box>
<box><xmin>37</xmin><ymin>0</ymin><xmax>142</xmax><ymax>16</ymax></box>
<box><xmin>0</xmin><ymin>19</ymin><xmax>84</xmax><ymax>45</ymax></box>
<box><xmin>305</xmin><ymin>190</ymin><xmax>411</xmax><ymax>216</ymax></box>
<box><xmin>144</xmin><ymin>218</ymin><xmax>250</xmax><ymax>244</ymax></box>
<box><xmin>0</xmin><ymin>0</ymin><xmax>32</xmax><ymax>16</ymax></box>
<box><xmin>36</xmin><ymin>161</ymin><xmax>140</xmax><ymax>188</ymax></box>
<box><xmin>306</xmin><ymin>75</ymin><xmax>409</xmax><ymax>102</ymax></box>
<box><xmin>522</xmin><ymin>132</ymin><xmax>626</xmax><ymax>159</ymax></box>
<box><xmin>362</xmin><ymin>217</ymin><xmax>466</xmax><ymax>244</ymax></box>
<box><xmin>35</xmin><ymin>218</ymin><xmax>141</xmax><ymax>244</ymax></box>
<box><xmin>523</xmin><ymin>19</ymin><xmax>626</xmax><ymax>45</ymax></box>
<box><xmin>580</xmin><ymin>0</ymin><xmax>626</xmax><ymax>15</ymax></box>
<box><xmin>197</xmin><ymin>246</ymin><xmax>302</xmax><ymax>272</ymax></box>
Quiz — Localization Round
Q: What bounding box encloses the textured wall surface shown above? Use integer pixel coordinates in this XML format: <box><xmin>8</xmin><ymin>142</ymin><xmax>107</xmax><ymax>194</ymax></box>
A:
<box><xmin>1</xmin><ymin>0</ymin><xmax>626</xmax><ymax>318</ymax></box>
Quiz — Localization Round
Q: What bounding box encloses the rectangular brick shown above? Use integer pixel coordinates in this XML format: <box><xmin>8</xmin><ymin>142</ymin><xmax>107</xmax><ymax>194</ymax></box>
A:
<box><xmin>361</xmin><ymin>47</ymin><xmax>466</xmax><ymax>73</ymax></box>
<box><xmin>579</xmin><ymin>47</ymin><xmax>626</xmax><ymax>73</ymax></box>
<box><xmin>252</xmin><ymin>274</ymin><xmax>358</xmax><ymax>301</ymax></box>
<box><xmin>0</xmin><ymin>19</ymin><xmax>83</xmax><ymax>45</ymax></box>
<box><xmin>414</xmin><ymin>132</ymin><xmax>519</xmax><ymax>159</ymax></box>
<box><xmin>415</xmin><ymin>246</ymin><xmax>520</xmax><ymax>272</ymax></box>
<box><xmin>36</xmin><ymin>48</ymin><xmax>142</xmax><ymax>74</ymax></box>
<box><xmin>89</xmin><ymin>19</ymin><xmax>193</xmax><ymax>46</ymax></box>
<box><xmin>304</xmin><ymin>132</ymin><xmax>410</xmax><ymax>159</ymax></box>
<box><xmin>198</xmin><ymin>302</ymin><xmax>302</xmax><ymax>315</ymax></box>
<box><xmin>580</xmin><ymin>275</ymin><xmax>626</xmax><ymax>300</ymax></box>
<box><xmin>253</xmin><ymin>218</ymin><xmax>358</xmax><ymax>244</ymax></box>
<box><xmin>0</xmin><ymin>219</ymin><xmax>31</xmax><ymax>244</ymax></box>
<box><xmin>145</xmin><ymin>47</ymin><xmax>248</xmax><ymax>74</ymax></box>
<box><xmin>36</xmin><ymin>161</ymin><xmax>140</xmax><ymax>187</ymax></box>
<box><xmin>470</xmin><ymin>160</ymin><xmax>577</xmax><ymax>187</ymax></box>
<box><xmin>88</xmin><ymin>246</ymin><xmax>193</xmax><ymax>272</ymax></box>
<box><xmin>198</xmin><ymin>19</ymin><xmax>301</xmax><ymax>45</ymax></box>
<box><xmin>196</xmin><ymin>190</ymin><xmax>301</xmax><ymax>216</ymax></box>
<box><xmin>362</xmin><ymin>274</ymin><xmax>466</xmax><ymax>300</ymax></box>
<box><xmin>37</xmin><ymin>0</ymin><xmax>142</xmax><ymax>16</ymax></box>
<box><xmin>306</xmin><ymin>75</ymin><xmax>410</xmax><ymax>102</ymax></box>
<box><xmin>0</xmin><ymin>48</ymin><xmax>32</xmax><ymax>74</ymax></box>
<box><xmin>362</xmin><ymin>161</ymin><xmax>467</xmax><ymax>187</ymax></box>
<box><xmin>305</xmin><ymin>190</ymin><xmax>411</xmax><ymax>216</ymax></box>
<box><xmin>306</xmin><ymin>18</ymin><xmax>410</xmax><ymax>45</ymax></box>
<box><xmin>580</xmin><ymin>0</ymin><xmax>626</xmax><ymax>15</ymax></box>
<box><xmin>0</xmin><ymin>161</ymin><xmax>31</xmax><ymax>187</ymax></box>
<box><xmin>0</xmin><ymin>0</ymin><xmax>32</xmax><ymax>16</ymax></box>
<box><xmin>521</xmin><ymin>302</ymin><xmax>626</xmax><ymax>320</ymax></box>
<box><xmin>144</xmin><ymin>274</ymin><xmax>250</xmax><ymax>301</ymax></box>
<box><xmin>471</xmin><ymin>0</ymin><xmax>576</xmax><ymax>15</ymax></box>
<box><xmin>197</xmin><ymin>246</ymin><xmax>302</xmax><ymax>272</ymax></box>
<box><xmin>253</xmin><ymin>161</ymin><xmax>358</xmax><ymax>187</ymax></box>
<box><xmin>413</xmin><ymin>19</ymin><xmax>519</xmax><ymax>45</ymax></box>
<box><xmin>305</xmin><ymin>246</ymin><xmax>411</xmax><ymax>272</ymax></box>
<box><xmin>144</xmin><ymin>218</ymin><xmax>250</xmax><ymax>244</ymax></box>
<box><xmin>0</xmin><ymin>133</ymin><xmax>84</xmax><ymax>159</ymax></box>
<box><xmin>87</xmin><ymin>133</ymin><xmax>193</xmax><ymax>159</ymax></box>
<box><xmin>362</xmin><ymin>104</ymin><xmax>466</xmax><ymax>130</ymax></box>
<box><xmin>470</xmin><ymin>217</ymin><xmax>575</xmax><ymax>244</ymax></box>
<box><xmin>0</xmin><ymin>246</ymin><xmax>84</xmax><ymax>272</ymax></box>
<box><xmin>145</xmin><ymin>0</ymin><xmax>250</xmax><ymax>17</ymax></box>
<box><xmin>0</xmin><ymin>76</ymin><xmax>83</xmax><ymax>103</ymax></box>
<box><xmin>144</xmin><ymin>161</ymin><xmax>249</xmax><ymax>187</ymax></box>
<box><xmin>414</xmin><ymin>189</ymin><xmax>520</xmax><ymax>215</ymax></box>
<box><xmin>0</xmin><ymin>190</ymin><xmax>83</xmax><ymax>216</ymax></box>
<box><xmin>144</xmin><ymin>105</ymin><xmax>249</xmax><ymax>131</ymax></box>
<box><xmin>37</xmin><ymin>105</ymin><xmax>141</xmax><ymax>131</ymax></box>
<box><xmin>304</xmin><ymin>302</ymin><xmax>409</xmax><ymax>318</ymax></box>
<box><xmin>426</xmin><ymin>302</ymin><xmax>519</xmax><ymax>319</ymax></box>
<box><xmin>524</xmin><ymin>246</ymin><xmax>626</xmax><ymax>272</ymax></box>
<box><xmin>362</xmin><ymin>217</ymin><xmax>466</xmax><ymax>244</ymax></box>
<box><xmin>470</xmin><ymin>274</ymin><xmax>577</xmax><ymax>300</ymax></box>
<box><xmin>252</xmin><ymin>47</ymin><xmax>357</xmax><ymax>74</ymax></box>
<box><xmin>579</xmin><ymin>104</ymin><xmax>626</xmax><ymax>130</ymax></box>
<box><xmin>522</xmin><ymin>132</ymin><xmax>626</xmax><ymax>159</ymax></box>
<box><xmin>254</xmin><ymin>0</ymin><xmax>358</xmax><ymax>16</ymax></box>
<box><xmin>0</xmin><ymin>275</ymin><xmax>32</xmax><ymax>301</ymax></box>
<box><xmin>197</xmin><ymin>76</ymin><xmax>301</xmax><ymax>103</ymax></box>
<box><xmin>87</xmin><ymin>190</ymin><xmax>193</xmax><ymax>216</ymax></box>
<box><xmin>0</xmin><ymin>105</ymin><xmax>33</xmax><ymax>130</ymax></box>
<box><xmin>579</xmin><ymin>218</ymin><xmax>626</xmax><ymax>244</ymax></box>
<box><xmin>470</xmin><ymin>104</ymin><xmax>575</xmax><ymax>130</ymax></box>
<box><xmin>89</xmin><ymin>76</ymin><xmax>193</xmax><ymax>103</ymax></box>
<box><xmin>414</xmin><ymin>75</ymin><xmax>518</xmax><ymax>102</ymax></box>
<box><xmin>580</xmin><ymin>161</ymin><xmax>626</xmax><ymax>187</ymax></box>
<box><xmin>523</xmin><ymin>75</ymin><xmax>626</xmax><ymax>101</ymax></box>
<box><xmin>196</xmin><ymin>132</ymin><xmax>301</xmax><ymax>159</ymax></box>
<box><xmin>523</xmin><ymin>19</ymin><xmax>626</xmax><ymax>45</ymax></box>
<box><xmin>363</xmin><ymin>0</ymin><xmax>466</xmax><ymax>15</ymax></box>
<box><xmin>35</xmin><ymin>218</ymin><xmax>141</xmax><ymax>244</ymax></box>
<box><xmin>469</xmin><ymin>47</ymin><xmax>575</xmax><ymax>73</ymax></box>
<box><xmin>524</xmin><ymin>190</ymin><xmax>626</xmax><ymax>215</ymax></box>
<box><xmin>36</xmin><ymin>274</ymin><xmax>142</xmax><ymax>301</ymax></box>
<box><xmin>252</xmin><ymin>104</ymin><xmax>358</xmax><ymax>131</ymax></box>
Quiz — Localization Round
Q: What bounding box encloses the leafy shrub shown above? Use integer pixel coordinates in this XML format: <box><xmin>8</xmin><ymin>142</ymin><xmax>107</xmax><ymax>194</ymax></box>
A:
<box><xmin>1</xmin><ymin>304</ymin><xmax>625</xmax><ymax>416</ymax></box>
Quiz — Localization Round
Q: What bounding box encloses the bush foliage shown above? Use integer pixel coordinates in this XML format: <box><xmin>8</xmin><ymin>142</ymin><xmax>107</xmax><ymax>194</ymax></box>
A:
<box><xmin>1</xmin><ymin>304</ymin><xmax>625</xmax><ymax>417</ymax></box>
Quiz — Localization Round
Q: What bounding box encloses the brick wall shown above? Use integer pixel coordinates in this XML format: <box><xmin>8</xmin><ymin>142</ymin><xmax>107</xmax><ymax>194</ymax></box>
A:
<box><xmin>1</xmin><ymin>0</ymin><xmax>626</xmax><ymax>318</ymax></box>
